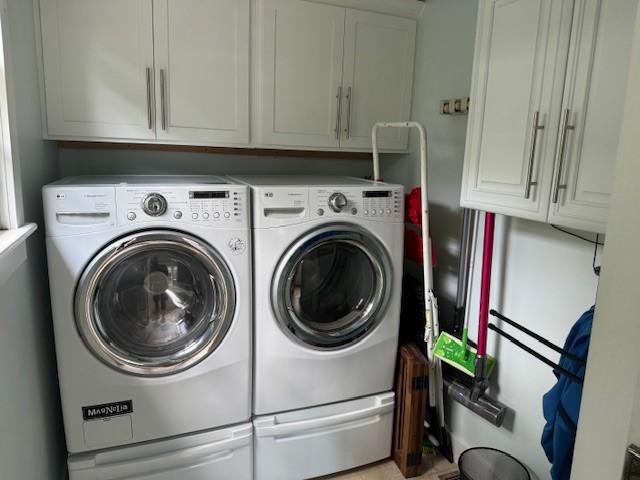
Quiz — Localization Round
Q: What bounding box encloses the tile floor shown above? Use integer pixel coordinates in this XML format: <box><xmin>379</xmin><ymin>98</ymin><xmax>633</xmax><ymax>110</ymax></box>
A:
<box><xmin>321</xmin><ymin>456</ymin><xmax>459</xmax><ymax>480</ymax></box>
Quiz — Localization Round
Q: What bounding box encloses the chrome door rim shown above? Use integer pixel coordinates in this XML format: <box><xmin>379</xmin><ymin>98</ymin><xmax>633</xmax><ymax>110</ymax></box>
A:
<box><xmin>75</xmin><ymin>230</ymin><xmax>236</xmax><ymax>376</ymax></box>
<box><xmin>272</xmin><ymin>223</ymin><xmax>392</xmax><ymax>349</ymax></box>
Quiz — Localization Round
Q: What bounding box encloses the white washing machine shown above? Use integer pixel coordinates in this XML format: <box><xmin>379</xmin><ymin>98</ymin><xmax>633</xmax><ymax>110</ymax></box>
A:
<box><xmin>230</xmin><ymin>175</ymin><xmax>403</xmax><ymax>480</ymax></box>
<box><xmin>43</xmin><ymin>176</ymin><xmax>253</xmax><ymax>479</ymax></box>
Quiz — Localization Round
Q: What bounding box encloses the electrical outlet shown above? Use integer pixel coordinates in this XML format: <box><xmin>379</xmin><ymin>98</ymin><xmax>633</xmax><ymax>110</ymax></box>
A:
<box><xmin>440</xmin><ymin>96</ymin><xmax>470</xmax><ymax>115</ymax></box>
<box><xmin>440</xmin><ymin>100</ymin><xmax>452</xmax><ymax>115</ymax></box>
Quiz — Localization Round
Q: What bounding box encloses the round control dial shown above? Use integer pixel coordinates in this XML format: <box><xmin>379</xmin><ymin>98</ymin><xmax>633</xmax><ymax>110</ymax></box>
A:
<box><xmin>328</xmin><ymin>192</ymin><xmax>348</xmax><ymax>213</ymax></box>
<box><xmin>141</xmin><ymin>193</ymin><xmax>168</xmax><ymax>217</ymax></box>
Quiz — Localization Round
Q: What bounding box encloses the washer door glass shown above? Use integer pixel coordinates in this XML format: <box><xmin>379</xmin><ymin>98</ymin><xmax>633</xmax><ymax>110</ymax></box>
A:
<box><xmin>273</xmin><ymin>226</ymin><xmax>391</xmax><ymax>348</ymax></box>
<box><xmin>75</xmin><ymin>231</ymin><xmax>235</xmax><ymax>376</ymax></box>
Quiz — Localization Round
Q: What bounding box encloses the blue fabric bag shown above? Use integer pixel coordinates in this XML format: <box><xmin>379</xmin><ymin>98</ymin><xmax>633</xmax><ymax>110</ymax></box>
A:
<box><xmin>541</xmin><ymin>306</ymin><xmax>594</xmax><ymax>480</ymax></box>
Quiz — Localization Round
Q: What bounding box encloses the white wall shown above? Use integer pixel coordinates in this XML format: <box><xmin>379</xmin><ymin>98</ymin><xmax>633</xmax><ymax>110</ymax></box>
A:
<box><xmin>572</xmin><ymin>5</ymin><xmax>640</xmax><ymax>478</ymax></box>
<box><xmin>383</xmin><ymin>2</ymin><xmax>600</xmax><ymax>478</ymax></box>
<box><xmin>0</xmin><ymin>0</ymin><xmax>65</xmax><ymax>479</ymax></box>
<box><xmin>382</xmin><ymin>0</ymin><xmax>479</xmax><ymax>317</ymax></box>
<box><xmin>454</xmin><ymin>216</ymin><xmax>598</xmax><ymax>479</ymax></box>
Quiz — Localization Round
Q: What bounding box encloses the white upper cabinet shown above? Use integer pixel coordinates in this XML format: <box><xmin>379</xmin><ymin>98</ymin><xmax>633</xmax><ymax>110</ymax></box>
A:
<box><xmin>461</xmin><ymin>0</ymin><xmax>638</xmax><ymax>233</ymax></box>
<box><xmin>461</xmin><ymin>0</ymin><xmax>573</xmax><ymax>222</ymax></box>
<box><xmin>255</xmin><ymin>0</ymin><xmax>346</xmax><ymax>148</ymax></box>
<box><xmin>39</xmin><ymin>0</ymin><xmax>155</xmax><ymax>140</ymax></box>
<box><xmin>340</xmin><ymin>10</ymin><xmax>416</xmax><ymax>150</ymax></box>
<box><xmin>153</xmin><ymin>0</ymin><xmax>250</xmax><ymax>145</ymax></box>
<box><xmin>38</xmin><ymin>0</ymin><xmax>417</xmax><ymax>151</ymax></box>
<box><xmin>547</xmin><ymin>0</ymin><xmax>638</xmax><ymax>232</ymax></box>
<box><xmin>255</xmin><ymin>0</ymin><xmax>416</xmax><ymax>151</ymax></box>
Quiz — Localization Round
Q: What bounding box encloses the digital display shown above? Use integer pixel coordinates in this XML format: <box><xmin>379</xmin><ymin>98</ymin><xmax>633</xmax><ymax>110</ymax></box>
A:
<box><xmin>363</xmin><ymin>191</ymin><xmax>392</xmax><ymax>198</ymax></box>
<box><xmin>190</xmin><ymin>191</ymin><xmax>229</xmax><ymax>199</ymax></box>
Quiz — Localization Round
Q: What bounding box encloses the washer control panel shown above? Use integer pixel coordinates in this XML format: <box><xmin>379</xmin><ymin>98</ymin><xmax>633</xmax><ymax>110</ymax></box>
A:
<box><xmin>117</xmin><ymin>185</ymin><xmax>248</xmax><ymax>228</ymax></box>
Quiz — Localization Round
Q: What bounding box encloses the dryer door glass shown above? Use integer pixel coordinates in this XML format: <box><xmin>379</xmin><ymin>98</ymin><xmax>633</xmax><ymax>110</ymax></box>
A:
<box><xmin>273</xmin><ymin>226</ymin><xmax>391</xmax><ymax>348</ymax></box>
<box><xmin>75</xmin><ymin>231</ymin><xmax>235</xmax><ymax>376</ymax></box>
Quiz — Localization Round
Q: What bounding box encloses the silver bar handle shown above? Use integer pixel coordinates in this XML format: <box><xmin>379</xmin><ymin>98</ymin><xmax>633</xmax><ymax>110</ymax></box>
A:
<box><xmin>334</xmin><ymin>86</ymin><xmax>343</xmax><ymax>140</ymax></box>
<box><xmin>146</xmin><ymin>67</ymin><xmax>153</xmax><ymax>130</ymax></box>
<box><xmin>524</xmin><ymin>111</ymin><xmax>544</xmax><ymax>199</ymax></box>
<box><xmin>552</xmin><ymin>108</ymin><xmax>575</xmax><ymax>204</ymax></box>
<box><xmin>344</xmin><ymin>86</ymin><xmax>352</xmax><ymax>139</ymax></box>
<box><xmin>160</xmin><ymin>68</ymin><xmax>168</xmax><ymax>131</ymax></box>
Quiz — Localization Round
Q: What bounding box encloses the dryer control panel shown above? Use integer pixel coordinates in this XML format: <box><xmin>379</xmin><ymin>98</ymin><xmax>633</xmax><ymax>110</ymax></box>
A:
<box><xmin>252</xmin><ymin>184</ymin><xmax>404</xmax><ymax>228</ymax></box>
<box><xmin>311</xmin><ymin>186</ymin><xmax>403</xmax><ymax>221</ymax></box>
<box><xmin>117</xmin><ymin>185</ymin><xmax>248</xmax><ymax>228</ymax></box>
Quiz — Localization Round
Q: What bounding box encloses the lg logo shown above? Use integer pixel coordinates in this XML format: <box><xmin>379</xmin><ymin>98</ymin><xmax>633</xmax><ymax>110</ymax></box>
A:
<box><xmin>265</xmin><ymin>192</ymin><xmax>274</xmax><ymax>198</ymax></box>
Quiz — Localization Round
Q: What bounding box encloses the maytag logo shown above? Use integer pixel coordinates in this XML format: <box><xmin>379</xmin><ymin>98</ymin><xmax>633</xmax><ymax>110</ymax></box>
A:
<box><xmin>82</xmin><ymin>400</ymin><xmax>133</xmax><ymax>421</ymax></box>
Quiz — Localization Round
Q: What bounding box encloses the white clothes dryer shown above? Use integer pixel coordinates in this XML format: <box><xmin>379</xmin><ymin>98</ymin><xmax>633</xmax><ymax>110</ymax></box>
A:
<box><xmin>43</xmin><ymin>176</ymin><xmax>252</xmax><ymax>455</ymax></box>
<box><xmin>230</xmin><ymin>175</ymin><xmax>404</xmax><ymax>414</ymax></box>
<box><xmin>231</xmin><ymin>175</ymin><xmax>403</xmax><ymax>479</ymax></box>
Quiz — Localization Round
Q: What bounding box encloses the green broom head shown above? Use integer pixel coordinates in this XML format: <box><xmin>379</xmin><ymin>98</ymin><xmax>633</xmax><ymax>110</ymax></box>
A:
<box><xmin>433</xmin><ymin>331</ymin><xmax>496</xmax><ymax>378</ymax></box>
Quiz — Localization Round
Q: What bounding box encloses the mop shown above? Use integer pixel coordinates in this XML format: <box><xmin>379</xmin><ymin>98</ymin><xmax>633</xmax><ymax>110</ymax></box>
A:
<box><xmin>371</xmin><ymin>121</ymin><xmax>448</xmax><ymax>451</ymax></box>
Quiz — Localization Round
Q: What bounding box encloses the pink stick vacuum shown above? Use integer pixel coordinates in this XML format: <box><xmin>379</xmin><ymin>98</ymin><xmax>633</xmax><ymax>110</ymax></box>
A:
<box><xmin>472</xmin><ymin>211</ymin><xmax>495</xmax><ymax>399</ymax></box>
<box><xmin>477</xmin><ymin>211</ymin><xmax>495</xmax><ymax>358</ymax></box>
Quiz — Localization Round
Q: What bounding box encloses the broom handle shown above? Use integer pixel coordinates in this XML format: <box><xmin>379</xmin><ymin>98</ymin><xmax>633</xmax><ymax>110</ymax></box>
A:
<box><xmin>477</xmin><ymin>212</ymin><xmax>495</xmax><ymax>357</ymax></box>
<box><xmin>462</xmin><ymin>210</ymin><xmax>480</xmax><ymax>349</ymax></box>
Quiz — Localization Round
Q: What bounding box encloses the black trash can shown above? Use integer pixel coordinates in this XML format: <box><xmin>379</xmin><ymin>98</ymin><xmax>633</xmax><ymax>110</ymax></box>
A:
<box><xmin>458</xmin><ymin>448</ymin><xmax>531</xmax><ymax>480</ymax></box>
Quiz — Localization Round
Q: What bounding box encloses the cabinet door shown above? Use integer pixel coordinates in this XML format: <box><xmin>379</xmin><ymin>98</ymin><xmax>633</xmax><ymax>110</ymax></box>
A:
<box><xmin>460</xmin><ymin>0</ymin><xmax>573</xmax><ymax>220</ymax></box>
<box><xmin>153</xmin><ymin>0</ymin><xmax>250</xmax><ymax>145</ymax></box>
<box><xmin>39</xmin><ymin>0</ymin><xmax>155</xmax><ymax>140</ymax></box>
<box><xmin>547</xmin><ymin>0</ymin><xmax>638</xmax><ymax>233</ymax></box>
<box><xmin>256</xmin><ymin>0</ymin><xmax>345</xmax><ymax>148</ymax></box>
<box><xmin>340</xmin><ymin>10</ymin><xmax>416</xmax><ymax>151</ymax></box>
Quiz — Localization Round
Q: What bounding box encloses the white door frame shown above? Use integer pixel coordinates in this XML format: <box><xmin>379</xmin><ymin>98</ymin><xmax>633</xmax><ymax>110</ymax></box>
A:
<box><xmin>571</xmin><ymin>4</ymin><xmax>640</xmax><ymax>478</ymax></box>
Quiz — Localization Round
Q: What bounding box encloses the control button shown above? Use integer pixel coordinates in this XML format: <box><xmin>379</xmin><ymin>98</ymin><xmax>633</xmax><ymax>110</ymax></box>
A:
<box><xmin>202</xmin><ymin>212</ymin><xmax>210</xmax><ymax>219</ymax></box>
<box><xmin>127</xmin><ymin>212</ymin><xmax>136</xmax><ymax>221</ymax></box>
<box><xmin>386</xmin><ymin>209</ymin><xmax>392</xmax><ymax>215</ymax></box>
<box><xmin>173</xmin><ymin>211</ymin><xmax>182</xmax><ymax>219</ymax></box>
<box><xmin>317</xmin><ymin>208</ymin><xmax>325</xmax><ymax>216</ymax></box>
<box><xmin>364</xmin><ymin>210</ymin><xmax>369</xmax><ymax>215</ymax></box>
<box><xmin>371</xmin><ymin>210</ymin><xmax>377</xmax><ymax>216</ymax></box>
<box><xmin>352</xmin><ymin>208</ymin><xmax>358</xmax><ymax>215</ymax></box>
<box><xmin>224</xmin><ymin>212</ymin><xmax>231</xmax><ymax>218</ymax></box>
<box><xmin>192</xmin><ymin>212</ymin><xmax>199</xmax><ymax>219</ymax></box>
<box><xmin>213</xmin><ymin>212</ymin><xmax>220</xmax><ymax>219</ymax></box>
